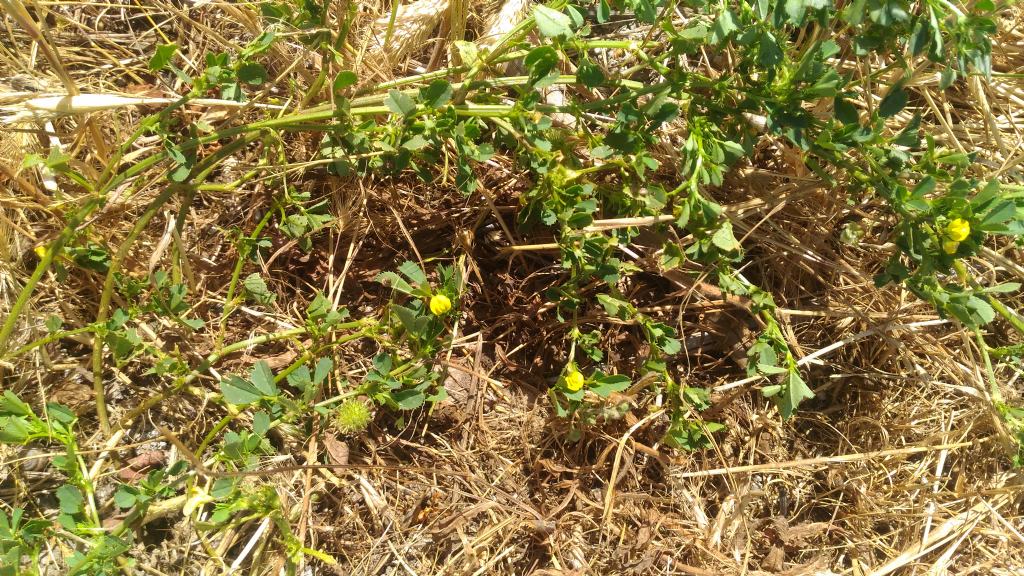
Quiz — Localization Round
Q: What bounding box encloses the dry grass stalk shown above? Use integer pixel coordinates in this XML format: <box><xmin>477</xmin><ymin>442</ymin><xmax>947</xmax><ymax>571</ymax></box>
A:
<box><xmin>0</xmin><ymin>0</ymin><xmax>1022</xmax><ymax>574</ymax></box>
<box><xmin>0</xmin><ymin>93</ymin><xmax>286</xmax><ymax>123</ymax></box>
<box><xmin>366</xmin><ymin>0</ymin><xmax>452</xmax><ymax>68</ymax></box>
<box><xmin>477</xmin><ymin>0</ymin><xmax>531</xmax><ymax>51</ymax></box>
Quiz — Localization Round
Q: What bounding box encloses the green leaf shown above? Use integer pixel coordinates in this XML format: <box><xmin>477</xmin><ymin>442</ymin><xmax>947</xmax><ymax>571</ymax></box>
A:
<box><xmin>181</xmin><ymin>317</ymin><xmax>205</xmax><ymax>331</ymax></box>
<box><xmin>0</xmin><ymin>391</ymin><xmax>33</xmax><ymax>417</ymax></box>
<box><xmin>237</xmin><ymin>62</ymin><xmax>268</xmax><ymax>84</ymax></box>
<box><xmin>453</xmin><ymin>41</ymin><xmax>480</xmax><ymax>67</ymax></box>
<box><xmin>168</xmin><ymin>163</ymin><xmax>192</xmax><ymax>183</ymax></box>
<box><xmin>46</xmin><ymin>403</ymin><xmax>76</xmax><ymax>426</ymax></box>
<box><xmin>597</xmin><ymin>293</ymin><xmax>634</xmax><ymax>319</ymax></box>
<box><xmin>939</xmin><ymin>67</ymin><xmax>957</xmax><ymax>89</ymax></box>
<box><xmin>149</xmin><ymin>43</ymin><xmax>177</xmax><ymax>71</ymax></box>
<box><xmin>314</xmin><ymin>357</ymin><xmax>333</xmax><ymax>383</ymax></box>
<box><xmin>243</xmin><ymin>273</ymin><xmax>276</xmax><ymax>305</ymax></box>
<box><xmin>391</xmin><ymin>388</ymin><xmax>426</xmax><ymax>410</ymax></box>
<box><xmin>757</xmin><ymin>363</ymin><xmax>789</xmax><ymax>375</ymax></box>
<box><xmin>577</xmin><ymin>58</ymin><xmax>605</xmax><ymax>88</ymax></box>
<box><xmin>385</xmin><ymin>90</ymin><xmax>417</xmax><ymax>117</ymax></box>
<box><xmin>419</xmin><ymin>79</ymin><xmax>452</xmax><ymax>108</ymax></box>
<box><xmin>245</xmin><ymin>31</ymin><xmax>276</xmax><ymax>56</ymax></box>
<box><xmin>908</xmin><ymin>18</ymin><xmax>930</xmax><ymax>56</ymax></box>
<box><xmin>982</xmin><ymin>282</ymin><xmax>1021</xmax><ymax>294</ymax></box>
<box><xmin>287</xmin><ymin>365</ymin><xmax>312</xmax><ymax>390</ymax></box>
<box><xmin>980</xmin><ymin>200</ymin><xmax>1016</xmax><ymax>229</ymax></box>
<box><xmin>758</xmin><ymin>31</ymin><xmax>785</xmax><ymax>67</ymax></box>
<box><xmin>113</xmin><ymin>486</ymin><xmax>137</xmax><ymax>509</ymax></box>
<box><xmin>660</xmin><ymin>336</ymin><xmax>681</xmax><ymax>355</ymax></box>
<box><xmin>768</xmin><ymin>370</ymin><xmax>815</xmax><ymax>420</ymax></box>
<box><xmin>56</xmin><ymin>485</ymin><xmax>84</xmax><ymax>515</ymax></box>
<box><xmin>784</xmin><ymin>0</ymin><xmax>809</xmax><ymax>24</ymax></box>
<box><xmin>0</xmin><ymin>416</ymin><xmax>33</xmax><ymax>444</ymax></box>
<box><xmin>682</xmin><ymin>386</ymin><xmax>712</xmax><ymax>409</ymax></box>
<box><xmin>711</xmin><ymin>9</ymin><xmax>739</xmax><ymax>45</ymax></box>
<box><xmin>964</xmin><ymin>295</ymin><xmax>995</xmax><ymax>326</ymax></box>
<box><xmin>590</xmin><ymin>374</ymin><xmax>631</xmax><ymax>398</ymax></box>
<box><xmin>534</xmin><ymin>5</ymin><xmax>574</xmax><ymax>39</ymax></box>
<box><xmin>878</xmin><ymin>84</ymin><xmax>908</xmax><ymax>118</ymax></box>
<box><xmin>525</xmin><ymin>46</ymin><xmax>559</xmax><ymax>86</ymax></box>
<box><xmin>805</xmin><ymin>68</ymin><xmax>841</xmax><ymax>98</ymax></box>
<box><xmin>252</xmin><ymin>411</ymin><xmax>271</xmax><ymax>435</ymax></box>
<box><xmin>711</xmin><ymin>221</ymin><xmax>740</xmax><ymax>251</ymax></box>
<box><xmin>661</xmin><ymin>242</ymin><xmax>683</xmax><ymax>270</ymax></box>
<box><xmin>250</xmin><ymin>361</ymin><xmax>278</xmax><ymax>396</ymax></box>
<box><xmin>333</xmin><ymin>70</ymin><xmax>358</xmax><ymax>93</ymax></box>
<box><xmin>220</xmin><ymin>374</ymin><xmax>263</xmax><ymax>406</ymax></box>
<box><xmin>57</xmin><ymin>514</ymin><xmax>76</xmax><ymax>532</ymax></box>
<box><xmin>376</xmin><ymin>271</ymin><xmax>415</xmax><ymax>295</ymax></box>
<box><xmin>402</xmin><ymin>134</ymin><xmax>430</xmax><ymax>151</ymax></box>
<box><xmin>747</xmin><ymin>341</ymin><xmax>778</xmax><ymax>375</ymax></box>
<box><xmin>393</xmin><ymin>304</ymin><xmax>429</xmax><ymax>337</ymax></box>
<box><xmin>45</xmin><ymin>314</ymin><xmax>63</xmax><ymax>333</ymax></box>
<box><xmin>307</xmin><ymin>292</ymin><xmax>348</xmax><ymax>325</ymax></box>
<box><xmin>398</xmin><ymin>260</ymin><xmax>427</xmax><ymax>285</ymax></box>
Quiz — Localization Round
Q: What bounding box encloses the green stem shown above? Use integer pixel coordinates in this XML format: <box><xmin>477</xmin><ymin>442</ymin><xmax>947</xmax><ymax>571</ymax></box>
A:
<box><xmin>0</xmin><ymin>200</ymin><xmax>95</xmax><ymax>354</ymax></box>
<box><xmin>115</xmin><ymin>327</ymin><xmax>309</xmax><ymax>430</ymax></box>
<box><xmin>91</xmin><ymin>134</ymin><xmax>258</xmax><ymax>436</ymax></box>
<box><xmin>6</xmin><ymin>324</ymin><xmax>97</xmax><ymax>359</ymax></box>
<box><xmin>91</xmin><ymin>184</ymin><xmax>179</xmax><ymax>435</ymax></box>
<box><xmin>0</xmin><ymin>134</ymin><xmax>178</xmax><ymax>355</ymax></box>
<box><xmin>218</xmin><ymin>208</ymin><xmax>275</xmax><ymax>347</ymax></box>
<box><xmin>196</xmin><ymin>329</ymin><xmax>368</xmax><ymax>458</ymax></box>
<box><xmin>987</xmin><ymin>295</ymin><xmax>1024</xmax><ymax>335</ymax></box>
<box><xmin>976</xmin><ymin>331</ymin><xmax>1002</xmax><ymax>403</ymax></box>
<box><xmin>196</xmin><ymin>413</ymin><xmax>235</xmax><ymax>458</ymax></box>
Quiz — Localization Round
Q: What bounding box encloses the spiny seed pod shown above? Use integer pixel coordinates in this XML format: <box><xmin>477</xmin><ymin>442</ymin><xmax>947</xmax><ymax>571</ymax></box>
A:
<box><xmin>335</xmin><ymin>399</ymin><xmax>372</xmax><ymax>434</ymax></box>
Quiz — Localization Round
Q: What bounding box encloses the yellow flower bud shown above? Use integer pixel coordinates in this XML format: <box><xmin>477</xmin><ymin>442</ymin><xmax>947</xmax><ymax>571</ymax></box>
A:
<box><xmin>946</xmin><ymin>218</ymin><xmax>970</xmax><ymax>242</ymax></box>
<box><xmin>942</xmin><ymin>239</ymin><xmax>959</xmax><ymax>255</ymax></box>
<box><xmin>429</xmin><ymin>294</ymin><xmax>452</xmax><ymax>316</ymax></box>
<box><xmin>564</xmin><ymin>368</ymin><xmax>585</xmax><ymax>392</ymax></box>
<box><xmin>183</xmin><ymin>485</ymin><xmax>215</xmax><ymax>516</ymax></box>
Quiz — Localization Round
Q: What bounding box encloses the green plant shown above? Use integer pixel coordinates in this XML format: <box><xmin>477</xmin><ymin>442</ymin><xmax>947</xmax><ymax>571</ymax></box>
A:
<box><xmin>0</xmin><ymin>508</ymin><xmax>48</xmax><ymax>576</ymax></box>
<box><xmin>334</xmin><ymin>399</ymin><xmax>373</xmax><ymax>434</ymax></box>
<box><xmin>3</xmin><ymin>0</ymin><xmax>1023</xmax><ymax>571</ymax></box>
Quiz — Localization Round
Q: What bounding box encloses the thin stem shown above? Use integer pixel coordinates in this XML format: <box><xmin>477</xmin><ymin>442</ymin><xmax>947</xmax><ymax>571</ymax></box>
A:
<box><xmin>976</xmin><ymin>331</ymin><xmax>1002</xmax><ymax>403</ymax></box>
<box><xmin>218</xmin><ymin>208</ymin><xmax>275</xmax><ymax>347</ymax></box>
<box><xmin>115</xmin><ymin>327</ymin><xmax>309</xmax><ymax>430</ymax></box>
<box><xmin>7</xmin><ymin>325</ymin><xmax>97</xmax><ymax>359</ymax></box>
<box><xmin>988</xmin><ymin>296</ymin><xmax>1024</xmax><ymax>335</ymax></box>
<box><xmin>91</xmin><ymin>184</ymin><xmax>179</xmax><ymax>435</ymax></box>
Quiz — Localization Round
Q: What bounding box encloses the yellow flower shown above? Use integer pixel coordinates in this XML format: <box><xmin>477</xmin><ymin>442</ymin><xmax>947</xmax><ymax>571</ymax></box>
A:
<box><xmin>183</xmin><ymin>485</ymin><xmax>215</xmax><ymax>516</ymax></box>
<box><xmin>942</xmin><ymin>239</ymin><xmax>960</xmax><ymax>255</ymax></box>
<box><xmin>946</xmin><ymin>218</ymin><xmax>971</xmax><ymax>242</ymax></box>
<box><xmin>564</xmin><ymin>368</ymin><xmax>585</xmax><ymax>392</ymax></box>
<box><xmin>429</xmin><ymin>294</ymin><xmax>452</xmax><ymax>316</ymax></box>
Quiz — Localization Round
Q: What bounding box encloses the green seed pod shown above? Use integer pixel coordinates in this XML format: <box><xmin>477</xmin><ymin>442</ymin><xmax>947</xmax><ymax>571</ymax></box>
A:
<box><xmin>334</xmin><ymin>399</ymin><xmax>372</xmax><ymax>434</ymax></box>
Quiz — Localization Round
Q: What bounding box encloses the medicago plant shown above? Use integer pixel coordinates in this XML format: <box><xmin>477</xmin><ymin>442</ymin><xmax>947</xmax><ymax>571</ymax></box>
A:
<box><xmin>2</xmin><ymin>0</ymin><xmax>1024</xmax><ymax>572</ymax></box>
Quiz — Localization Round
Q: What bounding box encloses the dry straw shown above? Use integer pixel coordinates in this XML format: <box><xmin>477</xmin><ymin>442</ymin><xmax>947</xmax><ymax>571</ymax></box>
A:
<box><xmin>0</xmin><ymin>0</ymin><xmax>1022</xmax><ymax>574</ymax></box>
<box><xmin>366</xmin><ymin>0</ymin><xmax>452</xmax><ymax>68</ymax></box>
<box><xmin>478</xmin><ymin>0</ymin><xmax>531</xmax><ymax>51</ymax></box>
